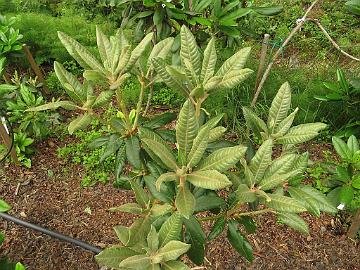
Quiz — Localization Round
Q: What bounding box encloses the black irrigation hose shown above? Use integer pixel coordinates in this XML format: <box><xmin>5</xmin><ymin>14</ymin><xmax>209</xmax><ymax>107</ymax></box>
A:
<box><xmin>0</xmin><ymin>116</ymin><xmax>102</xmax><ymax>254</ymax></box>
<box><xmin>0</xmin><ymin>212</ymin><xmax>103</xmax><ymax>254</ymax></box>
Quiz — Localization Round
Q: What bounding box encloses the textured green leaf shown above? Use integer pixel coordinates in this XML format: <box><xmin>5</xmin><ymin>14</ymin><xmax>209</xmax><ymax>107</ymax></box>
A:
<box><xmin>296</xmin><ymin>185</ymin><xmax>337</xmax><ymax>214</ymax></box>
<box><xmin>54</xmin><ymin>61</ymin><xmax>86</xmax><ymax>103</ymax></box>
<box><xmin>197</xmin><ymin>145</ymin><xmax>247</xmax><ymax>172</ymax></box>
<box><xmin>259</xmin><ymin>171</ymin><xmax>297</xmax><ymax>191</ymax></box>
<box><xmin>113</xmin><ymin>225</ymin><xmax>130</xmax><ymax>245</ymax></box>
<box><xmin>183</xmin><ymin>216</ymin><xmax>206</xmax><ymax>265</ymax></box>
<box><xmin>347</xmin><ymin>135</ymin><xmax>359</xmax><ymax>156</ymax></box>
<box><xmin>264</xmin><ymin>154</ymin><xmax>297</xmax><ymax>178</ymax></box>
<box><xmin>200</xmin><ymin>37</ymin><xmax>217</xmax><ymax>83</ymax></box>
<box><xmin>127</xmin><ymin>216</ymin><xmax>152</xmax><ymax>246</ymax></box>
<box><xmin>288</xmin><ymin>187</ymin><xmax>320</xmax><ymax>216</ymax></box>
<box><xmin>180</xmin><ymin>25</ymin><xmax>201</xmax><ymax>77</ymax></box>
<box><xmin>217</xmin><ymin>68</ymin><xmax>253</xmax><ymax>90</ymax></box>
<box><xmin>115</xmin><ymin>144</ymin><xmax>126</xmax><ymax>180</ymax></box>
<box><xmin>236</xmin><ymin>184</ymin><xmax>257</xmax><ymax>203</ymax></box>
<box><xmin>227</xmin><ymin>220</ymin><xmax>253</xmax><ymax>262</ymax></box>
<box><xmin>26</xmin><ymin>100</ymin><xmax>78</xmax><ymax>112</ymax></box>
<box><xmin>187</xmin><ymin>126</ymin><xmax>209</xmax><ymax>168</ymax></box>
<box><xmin>126</xmin><ymin>135</ymin><xmax>141</xmax><ymax>169</ymax></box>
<box><xmin>242</xmin><ymin>106</ymin><xmax>268</xmax><ymax>138</ymax></box>
<box><xmin>208</xmin><ymin>126</ymin><xmax>226</xmax><ymax>142</ymax></box>
<box><xmin>154</xmin><ymin>241</ymin><xmax>190</xmax><ymax>263</ymax></box>
<box><xmin>187</xmin><ymin>170</ymin><xmax>232</xmax><ymax>190</ymax></box>
<box><xmin>96</xmin><ymin>26</ymin><xmax>112</xmax><ymax>64</ymax></box>
<box><xmin>95</xmin><ymin>247</ymin><xmax>139</xmax><ymax>268</ymax></box>
<box><xmin>208</xmin><ymin>216</ymin><xmax>226</xmax><ymax>241</ymax></box>
<box><xmin>175</xmin><ymin>185</ymin><xmax>195</xmax><ymax>219</ymax></box>
<box><xmin>237</xmin><ymin>216</ymin><xmax>257</xmax><ymax>234</ymax></box>
<box><xmin>332</xmin><ymin>136</ymin><xmax>352</xmax><ymax>161</ymax></box>
<box><xmin>277</xmin><ymin>123</ymin><xmax>327</xmax><ymax>144</ymax></box>
<box><xmin>250</xmin><ymin>139</ymin><xmax>273</xmax><ymax>182</ymax></box>
<box><xmin>216</xmin><ymin>47</ymin><xmax>251</xmax><ymax>77</ymax></box>
<box><xmin>266</xmin><ymin>194</ymin><xmax>306</xmax><ymax>213</ymax></box>
<box><xmin>119</xmin><ymin>254</ymin><xmax>151</xmax><ymax>269</ymax></box>
<box><xmin>147</xmin><ymin>226</ymin><xmax>159</xmax><ymax>252</ymax></box>
<box><xmin>127</xmin><ymin>32</ymin><xmax>154</xmax><ymax>68</ymax></box>
<box><xmin>58</xmin><ymin>32</ymin><xmax>105</xmax><ymax>72</ymax></box>
<box><xmin>144</xmin><ymin>175</ymin><xmax>173</xmax><ymax>203</ymax></box>
<box><xmin>195</xmin><ymin>194</ymin><xmax>226</xmax><ymax>212</ymax></box>
<box><xmin>142</xmin><ymin>138</ymin><xmax>178</xmax><ymax>170</ymax></box>
<box><xmin>156</xmin><ymin>172</ymin><xmax>177</xmax><ymax>191</ymax></box>
<box><xmin>268</xmin><ymin>82</ymin><xmax>291</xmax><ymax>130</ymax></box>
<box><xmin>273</xmin><ymin>108</ymin><xmax>299</xmax><ymax>137</ymax></box>
<box><xmin>148</xmin><ymin>37</ymin><xmax>174</xmax><ymax>70</ymax></box>
<box><xmin>109</xmin><ymin>203</ymin><xmax>143</xmax><ymax>214</ymax></box>
<box><xmin>129</xmin><ymin>179</ymin><xmax>150</xmax><ymax>208</ymax></box>
<box><xmin>143</xmin><ymin>112</ymin><xmax>176</xmax><ymax>129</ymax></box>
<box><xmin>176</xmin><ymin>100</ymin><xmax>198</xmax><ymax>165</ymax></box>
<box><xmin>277</xmin><ymin>212</ymin><xmax>309</xmax><ymax>234</ymax></box>
<box><xmin>159</xmin><ymin>212</ymin><xmax>182</xmax><ymax>247</ymax></box>
<box><xmin>92</xmin><ymin>90</ymin><xmax>113</xmax><ymax>108</ymax></box>
<box><xmin>0</xmin><ymin>199</ymin><xmax>11</xmax><ymax>212</ymax></box>
<box><xmin>352</xmin><ymin>174</ymin><xmax>360</xmax><ymax>189</ymax></box>
<box><xmin>68</xmin><ymin>113</ymin><xmax>93</xmax><ymax>134</ymax></box>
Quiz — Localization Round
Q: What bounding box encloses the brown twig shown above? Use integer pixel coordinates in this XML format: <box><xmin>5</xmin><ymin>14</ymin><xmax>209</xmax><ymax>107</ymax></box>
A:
<box><xmin>255</xmin><ymin>34</ymin><xmax>270</xmax><ymax>91</ymax></box>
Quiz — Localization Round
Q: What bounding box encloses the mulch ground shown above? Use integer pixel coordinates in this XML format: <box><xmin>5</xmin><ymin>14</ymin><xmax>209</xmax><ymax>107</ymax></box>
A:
<box><xmin>0</xmin><ymin>138</ymin><xmax>359</xmax><ymax>270</ymax></box>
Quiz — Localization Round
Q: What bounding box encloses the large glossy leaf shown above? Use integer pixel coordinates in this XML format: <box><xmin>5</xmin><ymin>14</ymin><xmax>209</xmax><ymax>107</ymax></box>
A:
<box><xmin>268</xmin><ymin>82</ymin><xmax>291</xmax><ymax>130</ymax></box>
<box><xmin>227</xmin><ymin>220</ymin><xmax>253</xmax><ymax>262</ymax></box>
<box><xmin>143</xmin><ymin>112</ymin><xmax>176</xmax><ymax>129</ymax></box>
<box><xmin>250</xmin><ymin>139</ymin><xmax>273</xmax><ymax>182</ymax></box>
<box><xmin>175</xmin><ymin>185</ymin><xmax>195</xmax><ymax>219</ymax></box>
<box><xmin>216</xmin><ymin>47</ymin><xmax>251</xmax><ymax>77</ymax></box>
<box><xmin>197</xmin><ymin>145</ymin><xmax>247</xmax><ymax>172</ymax></box>
<box><xmin>156</xmin><ymin>172</ymin><xmax>177</xmax><ymax>191</ymax></box>
<box><xmin>92</xmin><ymin>90</ymin><xmax>113</xmax><ymax>108</ymax></box>
<box><xmin>180</xmin><ymin>26</ymin><xmax>201</xmax><ymax>77</ymax></box>
<box><xmin>158</xmin><ymin>212</ymin><xmax>182</xmax><ymax>247</ymax></box>
<box><xmin>95</xmin><ymin>246</ymin><xmax>139</xmax><ymax>268</ymax></box>
<box><xmin>187</xmin><ymin>170</ymin><xmax>232</xmax><ymax>190</ymax></box>
<box><xmin>265</xmin><ymin>194</ymin><xmax>306</xmax><ymax>213</ymax></box>
<box><xmin>264</xmin><ymin>154</ymin><xmax>297</xmax><ymax>178</ymax></box>
<box><xmin>109</xmin><ymin>203</ymin><xmax>143</xmax><ymax>215</ymax></box>
<box><xmin>200</xmin><ymin>37</ymin><xmax>217</xmax><ymax>83</ymax></box>
<box><xmin>144</xmin><ymin>175</ymin><xmax>173</xmax><ymax>203</ymax></box>
<box><xmin>208</xmin><ymin>126</ymin><xmax>226</xmax><ymax>142</ymax></box>
<box><xmin>176</xmin><ymin>100</ymin><xmax>198</xmax><ymax>165</ymax></box>
<box><xmin>130</xmin><ymin>179</ymin><xmax>150</xmax><ymax>208</ymax></box>
<box><xmin>259</xmin><ymin>171</ymin><xmax>297</xmax><ymax>191</ymax></box>
<box><xmin>68</xmin><ymin>113</ymin><xmax>93</xmax><ymax>134</ymax></box>
<box><xmin>277</xmin><ymin>123</ymin><xmax>327</xmax><ymax>144</ymax></box>
<box><xmin>277</xmin><ymin>212</ymin><xmax>309</xmax><ymax>234</ymax></box>
<box><xmin>183</xmin><ymin>216</ymin><xmax>206</xmax><ymax>265</ymax></box>
<box><xmin>26</xmin><ymin>100</ymin><xmax>78</xmax><ymax>112</ymax></box>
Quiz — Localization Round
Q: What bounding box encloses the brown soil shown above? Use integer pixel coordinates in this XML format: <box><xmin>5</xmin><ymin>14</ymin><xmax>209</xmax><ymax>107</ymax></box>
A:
<box><xmin>0</xmin><ymin>139</ymin><xmax>359</xmax><ymax>270</ymax></box>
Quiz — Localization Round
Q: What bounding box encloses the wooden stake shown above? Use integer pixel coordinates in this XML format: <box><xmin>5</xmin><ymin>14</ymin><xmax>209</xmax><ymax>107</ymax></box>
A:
<box><xmin>22</xmin><ymin>44</ymin><xmax>49</xmax><ymax>94</ymax></box>
<box><xmin>255</xmin><ymin>34</ymin><xmax>270</xmax><ymax>91</ymax></box>
<box><xmin>0</xmin><ymin>121</ymin><xmax>18</xmax><ymax>164</ymax></box>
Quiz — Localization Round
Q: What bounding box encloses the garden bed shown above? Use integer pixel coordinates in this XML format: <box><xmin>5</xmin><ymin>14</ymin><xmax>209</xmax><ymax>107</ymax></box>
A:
<box><xmin>0</xmin><ymin>138</ymin><xmax>359</xmax><ymax>270</ymax></box>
